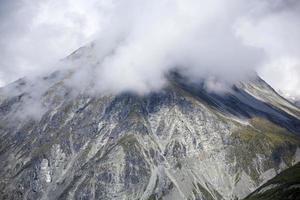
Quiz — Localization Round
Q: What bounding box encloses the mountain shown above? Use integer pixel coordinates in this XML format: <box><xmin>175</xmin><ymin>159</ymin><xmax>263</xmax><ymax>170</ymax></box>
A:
<box><xmin>277</xmin><ymin>91</ymin><xmax>300</xmax><ymax>109</ymax></box>
<box><xmin>0</xmin><ymin>46</ymin><xmax>300</xmax><ymax>200</ymax></box>
<box><xmin>295</xmin><ymin>101</ymin><xmax>300</xmax><ymax>108</ymax></box>
<box><xmin>244</xmin><ymin>162</ymin><xmax>300</xmax><ymax>200</ymax></box>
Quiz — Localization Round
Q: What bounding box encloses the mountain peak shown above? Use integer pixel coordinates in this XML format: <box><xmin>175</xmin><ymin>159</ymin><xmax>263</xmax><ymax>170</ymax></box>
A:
<box><xmin>0</xmin><ymin>65</ymin><xmax>300</xmax><ymax>199</ymax></box>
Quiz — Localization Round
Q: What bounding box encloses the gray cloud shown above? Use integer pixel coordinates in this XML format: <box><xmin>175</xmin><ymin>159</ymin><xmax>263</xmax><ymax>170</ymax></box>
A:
<box><xmin>65</xmin><ymin>0</ymin><xmax>263</xmax><ymax>94</ymax></box>
<box><xmin>0</xmin><ymin>0</ymin><xmax>105</xmax><ymax>85</ymax></box>
<box><xmin>236</xmin><ymin>0</ymin><xmax>300</xmax><ymax>99</ymax></box>
<box><xmin>0</xmin><ymin>0</ymin><xmax>299</xmax><ymax>98</ymax></box>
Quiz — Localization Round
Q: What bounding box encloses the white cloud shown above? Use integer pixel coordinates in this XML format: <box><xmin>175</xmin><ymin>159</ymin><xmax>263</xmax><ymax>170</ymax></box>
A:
<box><xmin>235</xmin><ymin>0</ymin><xmax>300</xmax><ymax>99</ymax></box>
<box><xmin>66</xmin><ymin>0</ymin><xmax>263</xmax><ymax>94</ymax></box>
<box><xmin>0</xmin><ymin>0</ymin><xmax>299</xmax><ymax>98</ymax></box>
<box><xmin>0</xmin><ymin>0</ymin><xmax>109</xmax><ymax>85</ymax></box>
<box><xmin>259</xmin><ymin>58</ymin><xmax>300</xmax><ymax>99</ymax></box>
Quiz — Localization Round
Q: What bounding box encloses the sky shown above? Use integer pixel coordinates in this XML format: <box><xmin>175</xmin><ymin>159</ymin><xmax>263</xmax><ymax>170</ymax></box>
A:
<box><xmin>0</xmin><ymin>0</ymin><xmax>299</xmax><ymax>98</ymax></box>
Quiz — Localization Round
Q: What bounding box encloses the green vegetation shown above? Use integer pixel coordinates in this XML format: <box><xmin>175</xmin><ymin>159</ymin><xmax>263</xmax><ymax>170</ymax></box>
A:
<box><xmin>31</xmin><ymin>128</ymin><xmax>73</xmax><ymax>158</ymax></box>
<box><xmin>147</xmin><ymin>194</ymin><xmax>158</xmax><ymax>200</ymax></box>
<box><xmin>269</xmin><ymin>162</ymin><xmax>300</xmax><ymax>184</ymax></box>
<box><xmin>147</xmin><ymin>194</ymin><xmax>163</xmax><ymax>200</ymax></box>
<box><xmin>232</xmin><ymin>117</ymin><xmax>300</xmax><ymax>146</ymax></box>
<box><xmin>117</xmin><ymin>134</ymin><xmax>139</xmax><ymax>152</ymax></box>
<box><xmin>244</xmin><ymin>162</ymin><xmax>300</xmax><ymax>200</ymax></box>
<box><xmin>229</xmin><ymin>117</ymin><xmax>300</xmax><ymax>184</ymax></box>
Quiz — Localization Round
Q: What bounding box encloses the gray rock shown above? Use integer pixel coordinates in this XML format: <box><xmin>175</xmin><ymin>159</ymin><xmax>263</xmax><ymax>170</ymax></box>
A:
<box><xmin>0</xmin><ymin>51</ymin><xmax>300</xmax><ymax>200</ymax></box>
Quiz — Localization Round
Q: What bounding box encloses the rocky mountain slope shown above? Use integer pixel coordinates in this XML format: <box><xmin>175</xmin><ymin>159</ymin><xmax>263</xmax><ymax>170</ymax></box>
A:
<box><xmin>0</xmin><ymin>46</ymin><xmax>300</xmax><ymax>200</ymax></box>
<box><xmin>244</xmin><ymin>162</ymin><xmax>300</xmax><ymax>200</ymax></box>
<box><xmin>295</xmin><ymin>101</ymin><xmax>300</xmax><ymax>108</ymax></box>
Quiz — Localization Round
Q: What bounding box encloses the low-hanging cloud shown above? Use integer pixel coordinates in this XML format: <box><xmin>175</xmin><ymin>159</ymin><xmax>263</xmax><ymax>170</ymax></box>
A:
<box><xmin>235</xmin><ymin>0</ymin><xmax>300</xmax><ymax>99</ymax></box>
<box><xmin>65</xmin><ymin>0</ymin><xmax>264</xmax><ymax>94</ymax></box>
<box><xmin>0</xmin><ymin>0</ymin><xmax>300</xmax><ymax>97</ymax></box>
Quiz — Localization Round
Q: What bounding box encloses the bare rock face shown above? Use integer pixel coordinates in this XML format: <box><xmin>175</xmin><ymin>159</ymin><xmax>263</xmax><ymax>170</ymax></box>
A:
<box><xmin>1</xmin><ymin>52</ymin><xmax>300</xmax><ymax>200</ymax></box>
<box><xmin>295</xmin><ymin>100</ymin><xmax>300</xmax><ymax>108</ymax></box>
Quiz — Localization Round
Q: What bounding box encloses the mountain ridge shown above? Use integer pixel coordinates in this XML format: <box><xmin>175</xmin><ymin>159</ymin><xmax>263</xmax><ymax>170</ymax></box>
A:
<box><xmin>0</xmin><ymin>46</ymin><xmax>300</xmax><ymax>200</ymax></box>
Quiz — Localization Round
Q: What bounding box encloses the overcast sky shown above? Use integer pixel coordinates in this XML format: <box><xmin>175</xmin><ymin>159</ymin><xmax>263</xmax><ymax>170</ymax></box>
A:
<box><xmin>0</xmin><ymin>0</ymin><xmax>299</xmax><ymax>98</ymax></box>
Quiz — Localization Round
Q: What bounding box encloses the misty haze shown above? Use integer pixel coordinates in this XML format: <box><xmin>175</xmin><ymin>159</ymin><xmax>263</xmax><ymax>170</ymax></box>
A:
<box><xmin>0</xmin><ymin>0</ymin><xmax>300</xmax><ymax>200</ymax></box>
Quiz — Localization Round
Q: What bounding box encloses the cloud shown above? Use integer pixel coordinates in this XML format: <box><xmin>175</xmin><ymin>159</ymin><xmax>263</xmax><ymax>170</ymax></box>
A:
<box><xmin>66</xmin><ymin>0</ymin><xmax>264</xmax><ymax>94</ymax></box>
<box><xmin>259</xmin><ymin>58</ymin><xmax>300</xmax><ymax>99</ymax></box>
<box><xmin>0</xmin><ymin>0</ymin><xmax>299</xmax><ymax>97</ymax></box>
<box><xmin>235</xmin><ymin>0</ymin><xmax>300</xmax><ymax>99</ymax></box>
<box><xmin>0</xmin><ymin>0</ymin><xmax>106</xmax><ymax>84</ymax></box>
